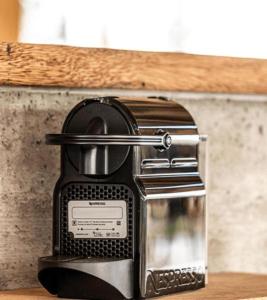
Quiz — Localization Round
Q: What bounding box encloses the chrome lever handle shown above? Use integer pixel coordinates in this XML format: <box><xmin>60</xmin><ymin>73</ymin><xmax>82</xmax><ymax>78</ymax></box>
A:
<box><xmin>46</xmin><ymin>133</ymin><xmax>199</xmax><ymax>149</ymax></box>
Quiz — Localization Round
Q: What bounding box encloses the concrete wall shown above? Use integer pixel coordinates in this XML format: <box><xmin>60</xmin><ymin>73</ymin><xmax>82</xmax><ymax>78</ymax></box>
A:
<box><xmin>0</xmin><ymin>87</ymin><xmax>267</xmax><ymax>289</ymax></box>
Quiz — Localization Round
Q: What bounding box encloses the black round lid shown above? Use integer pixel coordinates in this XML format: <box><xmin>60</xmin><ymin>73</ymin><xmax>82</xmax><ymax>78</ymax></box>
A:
<box><xmin>63</xmin><ymin>100</ymin><xmax>131</xmax><ymax>176</ymax></box>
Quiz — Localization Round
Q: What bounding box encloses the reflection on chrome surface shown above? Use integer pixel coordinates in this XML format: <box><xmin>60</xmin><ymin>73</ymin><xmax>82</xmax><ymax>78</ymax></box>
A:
<box><xmin>141</xmin><ymin>196</ymin><xmax>206</xmax><ymax>297</ymax></box>
<box><xmin>147</xmin><ymin>197</ymin><xmax>205</xmax><ymax>269</ymax></box>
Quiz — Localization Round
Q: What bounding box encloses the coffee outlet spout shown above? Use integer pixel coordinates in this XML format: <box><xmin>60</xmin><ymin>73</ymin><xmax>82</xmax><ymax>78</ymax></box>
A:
<box><xmin>38</xmin><ymin>96</ymin><xmax>207</xmax><ymax>299</ymax></box>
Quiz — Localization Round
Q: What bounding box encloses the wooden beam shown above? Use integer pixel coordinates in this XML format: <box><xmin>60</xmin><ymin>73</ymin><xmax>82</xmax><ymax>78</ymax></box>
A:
<box><xmin>1</xmin><ymin>42</ymin><xmax>267</xmax><ymax>94</ymax></box>
<box><xmin>0</xmin><ymin>42</ymin><xmax>9</xmax><ymax>85</ymax></box>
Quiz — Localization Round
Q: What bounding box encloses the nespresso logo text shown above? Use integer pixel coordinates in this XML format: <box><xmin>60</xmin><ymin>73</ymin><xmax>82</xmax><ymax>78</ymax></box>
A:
<box><xmin>88</xmin><ymin>202</ymin><xmax>106</xmax><ymax>205</ymax></box>
<box><xmin>146</xmin><ymin>267</ymin><xmax>205</xmax><ymax>297</ymax></box>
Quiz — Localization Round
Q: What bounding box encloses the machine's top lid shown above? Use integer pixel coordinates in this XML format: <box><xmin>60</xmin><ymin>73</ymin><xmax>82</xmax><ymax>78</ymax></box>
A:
<box><xmin>109</xmin><ymin>96</ymin><xmax>198</xmax><ymax>135</ymax></box>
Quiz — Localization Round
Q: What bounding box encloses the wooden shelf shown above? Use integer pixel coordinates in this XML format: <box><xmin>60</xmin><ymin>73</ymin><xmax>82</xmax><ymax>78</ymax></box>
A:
<box><xmin>1</xmin><ymin>273</ymin><xmax>267</xmax><ymax>299</ymax></box>
<box><xmin>1</xmin><ymin>42</ymin><xmax>267</xmax><ymax>94</ymax></box>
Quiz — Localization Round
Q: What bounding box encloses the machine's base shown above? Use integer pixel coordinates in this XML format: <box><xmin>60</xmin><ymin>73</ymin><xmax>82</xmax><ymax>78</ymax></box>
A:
<box><xmin>38</xmin><ymin>256</ymin><xmax>134</xmax><ymax>300</ymax></box>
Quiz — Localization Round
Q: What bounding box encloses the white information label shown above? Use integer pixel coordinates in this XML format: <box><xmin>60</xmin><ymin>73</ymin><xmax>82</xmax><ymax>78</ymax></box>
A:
<box><xmin>68</xmin><ymin>200</ymin><xmax>127</xmax><ymax>239</ymax></box>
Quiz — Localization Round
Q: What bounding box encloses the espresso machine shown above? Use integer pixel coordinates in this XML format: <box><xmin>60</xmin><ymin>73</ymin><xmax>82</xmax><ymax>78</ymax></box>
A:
<box><xmin>38</xmin><ymin>96</ymin><xmax>207</xmax><ymax>299</ymax></box>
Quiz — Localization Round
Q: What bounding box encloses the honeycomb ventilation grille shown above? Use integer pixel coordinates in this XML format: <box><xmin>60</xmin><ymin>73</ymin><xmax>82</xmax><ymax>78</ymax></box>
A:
<box><xmin>60</xmin><ymin>183</ymin><xmax>133</xmax><ymax>258</ymax></box>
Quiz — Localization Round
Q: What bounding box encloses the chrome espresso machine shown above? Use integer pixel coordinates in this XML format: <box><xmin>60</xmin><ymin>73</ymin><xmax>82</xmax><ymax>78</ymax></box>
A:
<box><xmin>38</xmin><ymin>96</ymin><xmax>207</xmax><ymax>300</ymax></box>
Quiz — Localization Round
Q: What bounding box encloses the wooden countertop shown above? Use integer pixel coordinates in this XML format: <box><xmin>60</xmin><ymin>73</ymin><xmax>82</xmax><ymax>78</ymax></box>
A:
<box><xmin>1</xmin><ymin>42</ymin><xmax>267</xmax><ymax>94</ymax></box>
<box><xmin>0</xmin><ymin>273</ymin><xmax>267</xmax><ymax>299</ymax></box>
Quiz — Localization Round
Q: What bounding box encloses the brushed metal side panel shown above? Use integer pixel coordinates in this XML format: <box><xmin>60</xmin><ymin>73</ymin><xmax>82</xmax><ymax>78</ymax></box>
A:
<box><xmin>140</xmin><ymin>195</ymin><xmax>206</xmax><ymax>298</ymax></box>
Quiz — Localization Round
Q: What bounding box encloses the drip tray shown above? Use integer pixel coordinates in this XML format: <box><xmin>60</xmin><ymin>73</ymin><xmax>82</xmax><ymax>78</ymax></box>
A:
<box><xmin>38</xmin><ymin>256</ymin><xmax>133</xmax><ymax>300</ymax></box>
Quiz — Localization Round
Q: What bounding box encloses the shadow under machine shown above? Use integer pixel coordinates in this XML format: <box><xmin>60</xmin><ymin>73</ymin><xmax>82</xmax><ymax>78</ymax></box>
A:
<box><xmin>38</xmin><ymin>96</ymin><xmax>207</xmax><ymax>299</ymax></box>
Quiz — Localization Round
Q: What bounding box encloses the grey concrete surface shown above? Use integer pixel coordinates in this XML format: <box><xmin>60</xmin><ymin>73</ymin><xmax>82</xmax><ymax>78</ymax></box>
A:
<box><xmin>0</xmin><ymin>87</ymin><xmax>267</xmax><ymax>289</ymax></box>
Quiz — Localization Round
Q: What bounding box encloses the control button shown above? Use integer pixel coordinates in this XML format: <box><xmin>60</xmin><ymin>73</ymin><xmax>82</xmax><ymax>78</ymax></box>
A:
<box><xmin>171</xmin><ymin>158</ymin><xmax>198</xmax><ymax>168</ymax></box>
<box><xmin>141</xmin><ymin>159</ymin><xmax>170</xmax><ymax>169</ymax></box>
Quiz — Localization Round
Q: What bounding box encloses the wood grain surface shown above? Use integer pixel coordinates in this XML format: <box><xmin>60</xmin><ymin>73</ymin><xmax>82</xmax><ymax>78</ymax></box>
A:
<box><xmin>0</xmin><ymin>42</ymin><xmax>9</xmax><ymax>85</ymax></box>
<box><xmin>1</xmin><ymin>42</ymin><xmax>267</xmax><ymax>93</ymax></box>
<box><xmin>1</xmin><ymin>273</ymin><xmax>267</xmax><ymax>299</ymax></box>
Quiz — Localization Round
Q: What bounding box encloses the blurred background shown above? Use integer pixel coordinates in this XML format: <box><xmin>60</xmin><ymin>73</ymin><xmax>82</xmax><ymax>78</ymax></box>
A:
<box><xmin>2</xmin><ymin>0</ymin><xmax>267</xmax><ymax>58</ymax></box>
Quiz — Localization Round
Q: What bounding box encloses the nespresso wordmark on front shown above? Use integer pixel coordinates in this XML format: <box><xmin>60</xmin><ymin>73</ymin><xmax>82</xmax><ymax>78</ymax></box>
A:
<box><xmin>38</xmin><ymin>96</ymin><xmax>207</xmax><ymax>300</ymax></box>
